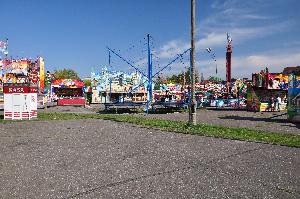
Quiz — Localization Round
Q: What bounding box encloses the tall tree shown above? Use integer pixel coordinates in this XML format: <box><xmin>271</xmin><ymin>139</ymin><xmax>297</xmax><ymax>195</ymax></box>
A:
<box><xmin>83</xmin><ymin>79</ymin><xmax>91</xmax><ymax>86</ymax></box>
<box><xmin>166</xmin><ymin>67</ymin><xmax>199</xmax><ymax>85</ymax></box>
<box><xmin>53</xmin><ymin>69</ymin><xmax>80</xmax><ymax>80</ymax></box>
<box><xmin>154</xmin><ymin>75</ymin><xmax>167</xmax><ymax>90</ymax></box>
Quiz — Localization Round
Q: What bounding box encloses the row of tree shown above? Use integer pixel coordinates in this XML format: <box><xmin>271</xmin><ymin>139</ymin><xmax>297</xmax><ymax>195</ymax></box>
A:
<box><xmin>155</xmin><ymin>67</ymin><xmax>201</xmax><ymax>85</ymax></box>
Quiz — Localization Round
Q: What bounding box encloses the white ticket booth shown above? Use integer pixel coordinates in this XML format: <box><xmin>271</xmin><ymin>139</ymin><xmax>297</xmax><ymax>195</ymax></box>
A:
<box><xmin>3</xmin><ymin>85</ymin><xmax>38</xmax><ymax>120</ymax></box>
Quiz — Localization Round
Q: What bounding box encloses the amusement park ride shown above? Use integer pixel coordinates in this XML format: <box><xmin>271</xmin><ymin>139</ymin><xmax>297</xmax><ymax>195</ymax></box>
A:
<box><xmin>105</xmin><ymin>34</ymin><xmax>191</xmax><ymax>113</ymax></box>
<box><xmin>226</xmin><ymin>33</ymin><xmax>232</xmax><ymax>93</ymax></box>
<box><xmin>93</xmin><ymin>33</ymin><xmax>235</xmax><ymax>113</ymax></box>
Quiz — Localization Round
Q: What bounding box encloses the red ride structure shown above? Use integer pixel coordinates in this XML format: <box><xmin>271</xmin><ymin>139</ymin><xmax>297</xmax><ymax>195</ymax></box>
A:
<box><xmin>226</xmin><ymin>33</ymin><xmax>232</xmax><ymax>93</ymax></box>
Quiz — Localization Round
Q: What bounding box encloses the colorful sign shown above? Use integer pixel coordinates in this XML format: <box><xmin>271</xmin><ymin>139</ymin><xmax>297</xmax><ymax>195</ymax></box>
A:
<box><xmin>38</xmin><ymin>57</ymin><xmax>45</xmax><ymax>93</ymax></box>
<box><xmin>10</xmin><ymin>60</ymin><xmax>30</xmax><ymax>75</ymax></box>
<box><xmin>267</xmin><ymin>73</ymin><xmax>288</xmax><ymax>90</ymax></box>
<box><xmin>3</xmin><ymin>86</ymin><xmax>38</xmax><ymax>93</ymax></box>
<box><xmin>52</xmin><ymin>79</ymin><xmax>85</xmax><ymax>88</ymax></box>
<box><xmin>252</xmin><ymin>69</ymin><xmax>289</xmax><ymax>90</ymax></box>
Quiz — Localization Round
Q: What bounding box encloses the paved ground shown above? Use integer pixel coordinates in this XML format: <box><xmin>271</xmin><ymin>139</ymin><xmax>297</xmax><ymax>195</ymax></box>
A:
<box><xmin>39</xmin><ymin>104</ymin><xmax>300</xmax><ymax>135</ymax></box>
<box><xmin>1</xmin><ymin>118</ymin><xmax>299</xmax><ymax>198</ymax></box>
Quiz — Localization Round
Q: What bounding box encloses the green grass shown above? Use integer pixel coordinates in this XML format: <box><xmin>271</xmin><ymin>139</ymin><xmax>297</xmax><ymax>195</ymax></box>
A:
<box><xmin>1</xmin><ymin>112</ymin><xmax>300</xmax><ymax>148</ymax></box>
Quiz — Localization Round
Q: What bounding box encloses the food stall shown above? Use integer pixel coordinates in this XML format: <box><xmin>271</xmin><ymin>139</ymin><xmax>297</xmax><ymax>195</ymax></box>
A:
<box><xmin>51</xmin><ymin>79</ymin><xmax>85</xmax><ymax>106</ymax></box>
<box><xmin>247</xmin><ymin>69</ymin><xmax>288</xmax><ymax>112</ymax></box>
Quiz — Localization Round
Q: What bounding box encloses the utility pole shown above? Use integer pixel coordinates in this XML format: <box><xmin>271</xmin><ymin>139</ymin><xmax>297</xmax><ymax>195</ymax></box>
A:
<box><xmin>183</xmin><ymin>66</ymin><xmax>186</xmax><ymax>88</ymax></box>
<box><xmin>109</xmin><ymin>50</ymin><xmax>112</xmax><ymax>102</ymax></box>
<box><xmin>147</xmin><ymin>34</ymin><xmax>152</xmax><ymax>114</ymax></box>
<box><xmin>189</xmin><ymin>0</ymin><xmax>197</xmax><ymax>125</ymax></box>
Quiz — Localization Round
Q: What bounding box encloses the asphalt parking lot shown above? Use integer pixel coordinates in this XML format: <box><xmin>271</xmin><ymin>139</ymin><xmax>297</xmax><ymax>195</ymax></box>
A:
<box><xmin>0</xmin><ymin>118</ymin><xmax>299</xmax><ymax>198</ymax></box>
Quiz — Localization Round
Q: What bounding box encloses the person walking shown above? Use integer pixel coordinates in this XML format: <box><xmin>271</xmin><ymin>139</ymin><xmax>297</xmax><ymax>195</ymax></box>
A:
<box><xmin>274</xmin><ymin>96</ymin><xmax>278</xmax><ymax>111</ymax></box>
<box><xmin>271</xmin><ymin>96</ymin><xmax>275</xmax><ymax>112</ymax></box>
<box><xmin>267</xmin><ymin>96</ymin><xmax>272</xmax><ymax>112</ymax></box>
<box><xmin>276</xmin><ymin>95</ymin><xmax>282</xmax><ymax>111</ymax></box>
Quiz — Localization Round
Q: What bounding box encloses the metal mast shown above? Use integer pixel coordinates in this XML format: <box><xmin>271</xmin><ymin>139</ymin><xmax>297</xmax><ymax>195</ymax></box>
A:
<box><xmin>108</xmin><ymin>50</ymin><xmax>112</xmax><ymax>102</ymax></box>
<box><xmin>147</xmin><ymin>34</ymin><xmax>153</xmax><ymax>114</ymax></box>
<box><xmin>189</xmin><ymin>0</ymin><xmax>196</xmax><ymax>125</ymax></box>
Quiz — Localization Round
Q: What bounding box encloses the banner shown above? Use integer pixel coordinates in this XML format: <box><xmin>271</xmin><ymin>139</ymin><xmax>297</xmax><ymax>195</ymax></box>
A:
<box><xmin>10</xmin><ymin>60</ymin><xmax>30</xmax><ymax>75</ymax></box>
<box><xmin>38</xmin><ymin>57</ymin><xmax>45</xmax><ymax>93</ymax></box>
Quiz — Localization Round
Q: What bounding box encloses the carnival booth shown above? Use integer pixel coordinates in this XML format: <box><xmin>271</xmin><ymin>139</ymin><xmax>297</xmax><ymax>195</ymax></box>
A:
<box><xmin>3</xmin><ymin>74</ymin><xmax>38</xmax><ymax>120</ymax></box>
<box><xmin>51</xmin><ymin>79</ymin><xmax>85</xmax><ymax>106</ymax></box>
<box><xmin>156</xmin><ymin>83</ymin><xmax>183</xmax><ymax>102</ymax></box>
<box><xmin>287</xmin><ymin>72</ymin><xmax>300</xmax><ymax>122</ymax></box>
<box><xmin>247</xmin><ymin>69</ymin><xmax>288</xmax><ymax>112</ymax></box>
<box><xmin>1</xmin><ymin>57</ymin><xmax>45</xmax><ymax>109</ymax></box>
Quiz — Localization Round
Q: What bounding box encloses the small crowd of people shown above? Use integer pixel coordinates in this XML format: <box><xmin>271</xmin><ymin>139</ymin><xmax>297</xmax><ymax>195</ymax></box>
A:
<box><xmin>267</xmin><ymin>95</ymin><xmax>287</xmax><ymax>112</ymax></box>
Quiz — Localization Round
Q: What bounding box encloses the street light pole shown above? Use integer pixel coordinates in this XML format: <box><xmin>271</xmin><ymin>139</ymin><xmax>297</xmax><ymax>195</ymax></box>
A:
<box><xmin>189</xmin><ymin>0</ymin><xmax>197</xmax><ymax>125</ymax></box>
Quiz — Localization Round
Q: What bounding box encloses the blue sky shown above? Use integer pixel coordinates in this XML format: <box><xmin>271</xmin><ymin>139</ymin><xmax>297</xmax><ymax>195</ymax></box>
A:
<box><xmin>1</xmin><ymin>0</ymin><xmax>300</xmax><ymax>79</ymax></box>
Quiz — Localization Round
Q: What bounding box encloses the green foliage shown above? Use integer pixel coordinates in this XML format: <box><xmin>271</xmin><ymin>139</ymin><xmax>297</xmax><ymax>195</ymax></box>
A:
<box><xmin>154</xmin><ymin>75</ymin><xmax>166</xmax><ymax>90</ymax></box>
<box><xmin>53</xmin><ymin>69</ymin><xmax>80</xmax><ymax>80</ymax></box>
<box><xmin>166</xmin><ymin>67</ymin><xmax>200</xmax><ymax>84</ymax></box>
<box><xmin>83</xmin><ymin>79</ymin><xmax>91</xmax><ymax>86</ymax></box>
<box><xmin>44</xmin><ymin>75</ymin><xmax>50</xmax><ymax>88</ymax></box>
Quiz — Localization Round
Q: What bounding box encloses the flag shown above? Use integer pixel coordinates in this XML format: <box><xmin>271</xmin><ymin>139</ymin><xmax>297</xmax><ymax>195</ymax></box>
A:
<box><xmin>0</xmin><ymin>40</ymin><xmax>8</xmax><ymax>56</ymax></box>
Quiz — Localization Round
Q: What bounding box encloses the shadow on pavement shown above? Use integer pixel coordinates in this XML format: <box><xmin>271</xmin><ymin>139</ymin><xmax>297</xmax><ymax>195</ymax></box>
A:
<box><xmin>218</xmin><ymin>112</ymin><xmax>300</xmax><ymax>129</ymax></box>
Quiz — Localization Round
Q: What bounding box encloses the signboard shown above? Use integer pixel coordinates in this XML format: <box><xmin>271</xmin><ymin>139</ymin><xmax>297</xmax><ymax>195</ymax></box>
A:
<box><xmin>38</xmin><ymin>57</ymin><xmax>45</xmax><ymax>93</ymax></box>
<box><xmin>10</xmin><ymin>60</ymin><xmax>30</xmax><ymax>75</ymax></box>
<box><xmin>3</xmin><ymin>86</ymin><xmax>38</xmax><ymax>93</ymax></box>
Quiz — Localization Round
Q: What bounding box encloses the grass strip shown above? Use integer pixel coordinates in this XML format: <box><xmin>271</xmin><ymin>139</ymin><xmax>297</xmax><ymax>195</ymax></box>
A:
<box><xmin>2</xmin><ymin>112</ymin><xmax>300</xmax><ymax>148</ymax></box>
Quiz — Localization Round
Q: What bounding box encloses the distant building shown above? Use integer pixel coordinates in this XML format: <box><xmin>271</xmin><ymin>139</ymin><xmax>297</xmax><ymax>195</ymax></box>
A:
<box><xmin>283</xmin><ymin>66</ymin><xmax>300</xmax><ymax>75</ymax></box>
<box><xmin>91</xmin><ymin>67</ymin><xmax>152</xmax><ymax>103</ymax></box>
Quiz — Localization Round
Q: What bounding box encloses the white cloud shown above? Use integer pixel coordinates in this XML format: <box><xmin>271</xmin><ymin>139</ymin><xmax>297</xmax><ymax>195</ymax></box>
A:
<box><xmin>157</xmin><ymin>40</ymin><xmax>190</xmax><ymax>59</ymax></box>
<box><xmin>201</xmin><ymin>0</ymin><xmax>276</xmax><ymax>34</ymax></box>
<box><xmin>156</xmin><ymin>18</ymin><xmax>291</xmax><ymax>63</ymax></box>
<box><xmin>151</xmin><ymin>50</ymin><xmax>300</xmax><ymax>80</ymax></box>
<box><xmin>196</xmin><ymin>32</ymin><xmax>226</xmax><ymax>48</ymax></box>
<box><xmin>197</xmin><ymin>51</ymin><xmax>300</xmax><ymax>80</ymax></box>
<box><xmin>241</xmin><ymin>14</ymin><xmax>273</xmax><ymax>20</ymax></box>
